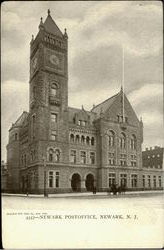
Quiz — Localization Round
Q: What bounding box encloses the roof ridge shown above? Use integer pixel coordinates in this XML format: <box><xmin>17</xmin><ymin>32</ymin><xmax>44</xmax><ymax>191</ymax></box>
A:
<box><xmin>68</xmin><ymin>106</ymin><xmax>92</xmax><ymax>113</ymax></box>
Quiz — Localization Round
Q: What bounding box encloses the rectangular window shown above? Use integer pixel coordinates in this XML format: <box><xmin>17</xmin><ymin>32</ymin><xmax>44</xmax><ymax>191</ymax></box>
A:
<box><xmin>70</xmin><ymin>150</ymin><xmax>76</xmax><ymax>163</ymax></box>
<box><xmin>49</xmin><ymin>171</ymin><xmax>54</xmax><ymax>188</ymax></box>
<box><xmin>158</xmin><ymin>176</ymin><xmax>161</xmax><ymax>187</ymax></box>
<box><xmin>153</xmin><ymin>176</ymin><xmax>156</xmax><ymax>188</ymax></box>
<box><xmin>131</xmin><ymin>174</ymin><xmax>138</xmax><ymax>188</ymax></box>
<box><xmin>148</xmin><ymin>175</ymin><xmax>151</xmax><ymax>187</ymax></box>
<box><xmin>80</xmin><ymin>151</ymin><xmax>86</xmax><ymax>164</ymax></box>
<box><xmin>55</xmin><ymin>171</ymin><xmax>59</xmax><ymax>188</ymax></box>
<box><xmin>142</xmin><ymin>175</ymin><xmax>145</xmax><ymax>187</ymax></box>
<box><xmin>51</xmin><ymin>130</ymin><xmax>57</xmax><ymax>141</ymax></box>
<box><xmin>120</xmin><ymin>174</ymin><xmax>127</xmax><ymax>187</ymax></box>
<box><xmin>51</xmin><ymin>113</ymin><xmax>57</xmax><ymax>122</ymax></box>
<box><xmin>109</xmin><ymin>159</ymin><xmax>115</xmax><ymax>165</ymax></box>
<box><xmin>109</xmin><ymin>152</ymin><xmax>115</xmax><ymax>165</ymax></box>
<box><xmin>131</xmin><ymin>161</ymin><xmax>137</xmax><ymax>167</ymax></box>
<box><xmin>120</xmin><ymin>160</ymin><xmax>126</xmax><ymax>166</ymax></box>
<box><xmin>109</xmin><ymin>173</ymin><xmax>116</xmax><ymax>187</ymax></box>
<box><xmin>90</xmin><ymin>152</ymin><xmax>95</xmax><ymax>164</ymax></box>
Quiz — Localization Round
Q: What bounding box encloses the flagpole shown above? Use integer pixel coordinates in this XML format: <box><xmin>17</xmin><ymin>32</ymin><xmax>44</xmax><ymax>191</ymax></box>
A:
<box><xmin>122</xmin><ymin>45</ymin><xmax>125</xmax><ymax>123</ymax></box>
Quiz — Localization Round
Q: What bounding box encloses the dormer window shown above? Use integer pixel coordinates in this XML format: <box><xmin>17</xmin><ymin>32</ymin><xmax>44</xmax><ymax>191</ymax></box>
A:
<box><xmin>81</xmin><ymin>121</ymin><xmax>86</xmax><ymax>126</ymax></box>
<box><xmin>78</xmin><ymin>120</ymin><xmax>87</xmax><ymax>126</ymax></box>
<box><xmin>117</xmin><ymin>115</ymin><xmax>128</xmax><ymax>123</ymax></box>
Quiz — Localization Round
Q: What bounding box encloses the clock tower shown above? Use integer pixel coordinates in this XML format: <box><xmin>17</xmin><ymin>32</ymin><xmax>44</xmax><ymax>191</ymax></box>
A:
<box><xmin>29</xmin><ymin>10</ymin><xmax>69</xmax><ymax>164</ymax></box>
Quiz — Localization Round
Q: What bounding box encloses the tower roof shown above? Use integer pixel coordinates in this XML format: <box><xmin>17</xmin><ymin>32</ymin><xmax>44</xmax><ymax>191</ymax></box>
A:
<box><xmin>43</xmin><ymin>9</ymin><xmax>63</xmax><ymax>38</ymax></box>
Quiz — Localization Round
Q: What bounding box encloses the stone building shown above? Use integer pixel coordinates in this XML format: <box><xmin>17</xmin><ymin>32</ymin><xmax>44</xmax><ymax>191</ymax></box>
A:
<box><xmin>6</xmin><ymin>10</ymin><xmax>163</xmax><ymax>193</ymax></box>
<box><xmin>142</xmin><ymin>146</ymin><xmax>163</xmax><ymax>189</ymax></box>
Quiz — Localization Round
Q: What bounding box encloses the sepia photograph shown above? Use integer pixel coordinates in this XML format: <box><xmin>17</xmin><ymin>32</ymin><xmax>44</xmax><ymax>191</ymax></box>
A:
<box><xmin>1</xmin><ymin>1</ymin><xmax>163</xmax><ymax>248</ymax></box>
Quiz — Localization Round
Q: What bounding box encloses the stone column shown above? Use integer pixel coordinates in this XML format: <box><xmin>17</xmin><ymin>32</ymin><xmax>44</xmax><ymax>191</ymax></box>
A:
<box><xmin>81</xmin><ymin>179</ymin><xmax>86</xmax><ymax>192</ymax></box>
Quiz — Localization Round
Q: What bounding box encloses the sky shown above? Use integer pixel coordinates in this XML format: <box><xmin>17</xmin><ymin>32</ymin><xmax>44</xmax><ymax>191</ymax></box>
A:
<box><xmin>1</xmin><ymin>1</ymin><xmax>163</xmax><ymax>161</ymax></box>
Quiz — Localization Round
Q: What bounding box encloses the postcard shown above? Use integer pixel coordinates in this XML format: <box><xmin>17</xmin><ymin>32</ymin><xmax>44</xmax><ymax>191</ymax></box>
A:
<box><xmin>1</xmin><ymin>1</ymin><xmax>163</xmax><ymax>248</ymax></box>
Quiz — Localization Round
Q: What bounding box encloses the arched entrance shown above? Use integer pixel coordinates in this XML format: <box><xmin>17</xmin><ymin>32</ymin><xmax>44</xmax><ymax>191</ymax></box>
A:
<box><xmin>71</xmin><ymin>173</ymin><xmax>81</xmax><ymax>192</ymax></box>
<box><xmin>85</xmin><ymin>174</ymin><xmax>94</xmax><ymax>191</ymax></box>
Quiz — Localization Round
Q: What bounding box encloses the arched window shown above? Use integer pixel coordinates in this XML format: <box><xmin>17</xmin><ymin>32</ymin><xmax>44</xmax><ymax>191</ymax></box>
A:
<box><xmin>81</xmin><ymin>135</ymin><xmax>85</xmax><ymax>144</ymax></box>
<box><xmin>75</xmin><ymin>135</ymin><xmax>80</xmax><ymax>143</ymax></box>
<box><xmin>86</xmin><ymin>136</ymin><xmax>90</xmax><ymax>146</ymax></box>
<box><xmin>15</xmin><ymin>133</ymin><xmax>18</xmax><ymax>141</ymax></box>
<box><xmin>91</xmin><ymin>137</ymin><xmax>95</xmax><ymax>146</ymax></box>
<box><xmin>120</xmin><ymin>133</ymin><xmax>126</xmax><ymax>149</ymax></box>
<box><xmin>108</xmin><ymin>130</ymin><xmax>115</xmax><ymax>147</ymax></box>
<box><xmin>55</xmin><ymin>149</ymin><xmax>60</xmax><ymax>162</ymax></box>
<box><xmin>130</xmin><ymin>134</ymin><xmax>137</xmax><ymax>150</ymax></box>
<box><xmin>70</xmin><ymin>134</ymin><xmax>74</xmax><ymax>143</ymax></box>
<box><xmin>49</xmin><ymin>149</ymin><xmax>53</xmax><ymax>162</ymax></box>
<box><xmin>51</xmin><ymin>83</ymin><xmax>58</xmax><ymax>96</ymax></box>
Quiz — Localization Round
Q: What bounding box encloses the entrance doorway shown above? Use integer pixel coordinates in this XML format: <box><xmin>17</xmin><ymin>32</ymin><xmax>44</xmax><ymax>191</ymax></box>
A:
<box><xmin>71</xmin><ymin>173</ymin><xmax>81</xmax><ymax>192</ymax></box>
<box><xmin>85</xmin><ymin>174</ymin><xmax>94</xmax><ymax>191</ymax></box>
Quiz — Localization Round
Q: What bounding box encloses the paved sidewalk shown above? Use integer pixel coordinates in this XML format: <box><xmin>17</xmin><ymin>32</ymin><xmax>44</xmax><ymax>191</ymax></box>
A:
<box><xmin>2</xmin><ymin>190</ymin><xmax>163</xmax><ymax>198</ymax></box>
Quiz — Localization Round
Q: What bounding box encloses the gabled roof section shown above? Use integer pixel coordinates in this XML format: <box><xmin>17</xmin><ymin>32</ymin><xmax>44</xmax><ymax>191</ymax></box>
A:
<box><xmin>43</xmin><ymin>10</ymin><xmax>63</xmax><ymax>38</ymax></box>
<box><xmin>91</xmin><ymin>92</ymin><xmax>119</xmax><ymax>117</ymax></box>
<box><xmin>12</xmin><ymin>111</ymin><xmax>29</xmax><ymax>128</ymax></box>
<box><xmin>68</xmin><ymin>106</ymin><xmax>97</xmax><ymax>123</ymax></box>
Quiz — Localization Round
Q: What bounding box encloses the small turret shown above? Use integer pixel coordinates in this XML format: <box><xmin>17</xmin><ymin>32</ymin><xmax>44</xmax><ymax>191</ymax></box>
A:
<box><xmin>39</xmin><ymin>17</ymin><xmax>44</xmax><ymax>30</ymax></box>
<box><xmin>30</xmin><ymin>34</ymin><xmax>34</xmax><ymax>44</ymax></box>
<box><xmin>63</xmin><ymin>28</ymin><xmax>68</xmax><ymax>39</ymax></box>
<box><xmin>48</xmin><ymin>9</ymin><xmax>51</xmax><ymax>16</ymax></box>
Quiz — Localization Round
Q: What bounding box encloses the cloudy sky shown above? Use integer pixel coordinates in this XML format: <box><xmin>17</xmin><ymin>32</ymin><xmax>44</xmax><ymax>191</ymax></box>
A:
<box><xmin>1</xmin><ymin>1</ymin><xmax>163</xmax><ymax>161</ymax></box>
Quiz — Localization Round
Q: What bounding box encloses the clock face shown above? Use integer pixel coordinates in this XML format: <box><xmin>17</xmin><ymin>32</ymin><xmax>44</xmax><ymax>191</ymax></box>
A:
<box><xmin>45</xmin><ymin>48</ymin><xmax>64</xmax><ymax>74</ymax></box>
<box><xmin>49</xmin><ymin>54</ymin><xmax>60</xmax><ymax>66</ymax></box>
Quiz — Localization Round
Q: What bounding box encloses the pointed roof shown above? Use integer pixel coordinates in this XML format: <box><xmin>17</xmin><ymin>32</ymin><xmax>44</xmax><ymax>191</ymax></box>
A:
<box><xmin>91</xmin><ymin>92</ymin><xmax>119</xmax><ymax>117</ymax></box>
<box><xmin>43</xmin><ymin>10</ymin><xmax>63</xmax><ymax>38</ymax></box>
<box><xmin>12</xmin><ymin>111</ymin><xmax>29</xmax><ymax>128</ymax></box>
<box><xmin>91</xmin><ymin>89</ymin><xmax>139</xmax><ymax>125</ymax></box>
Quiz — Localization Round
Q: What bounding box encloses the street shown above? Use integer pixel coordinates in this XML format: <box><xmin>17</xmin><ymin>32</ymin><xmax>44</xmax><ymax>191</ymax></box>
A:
<box><xmin>2</xmin><ymin>191</ymin><xmax>163</xmax><ymax>210</ymax></box>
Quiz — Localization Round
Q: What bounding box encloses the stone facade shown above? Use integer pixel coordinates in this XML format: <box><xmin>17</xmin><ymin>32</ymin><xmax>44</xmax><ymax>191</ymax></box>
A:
<box><xmin>6</xmin><ymin>10</ymin><xmax>163</xmax><ymax>194</ymax></box>
<box><xmin>1</xmin><ymin>161</ymin><xmax>8</xmax><ymax>192</ymax></box>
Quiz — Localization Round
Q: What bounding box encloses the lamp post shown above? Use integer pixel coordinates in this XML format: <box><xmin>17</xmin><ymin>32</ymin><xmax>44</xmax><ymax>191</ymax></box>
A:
<box><xmin>43</xmin><ymin>156</ymin><xmax>47</xmax><ymax>197</ymax></box>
